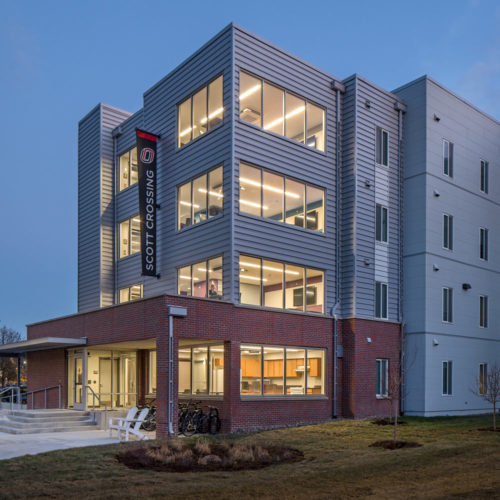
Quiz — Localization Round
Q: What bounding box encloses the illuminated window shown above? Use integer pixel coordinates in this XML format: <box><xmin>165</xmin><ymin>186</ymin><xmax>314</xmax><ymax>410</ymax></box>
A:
<box><xmin>239</xmin><ymin>163</ymin><xmax>324</xmax><ymax>232</ymax></box>
<box><xmin>177</xmin><ymin>256</ymin><xmax>223</xmax><ymax>299</ymax></box>
<box><xmin>119</xmin><ymin>283</ymin><xmax>143</xmax><ymax>303</ymax></box>
<box><xmin>119</xmin><ymin>215</ymin><xmax>141</xmax><ymax>258</ymax></box>
<box><xmin>118</xmin><ymin>147</ymin><xmax>138</xmax><ymax>191</ymax></box>
<box><xmin>178</xmin><ymin>166</ymin><xmax>223</xmax><ymax>229</ymax></box>
<box><xmin>239</xmin><ymin>255</ymin><xmax>324</xmax><ymax>313</ymax></box>
<box><xmin>240</xmin><ymin>344</ymin><xmax>325</xmax><ymax>396</ymax></box>
<box><xmin>148</xmin><ymin>351</ymin><xmax>156</xmax><ymax>394</ymax></box>
<box><xmin>239</xmin><ymin>71</ymin><xmax>325</xmax><ymax>152</ymax></box>
<box><xmin>178</xmin><ymin>75</ymin><xmax>224</xmax><ymax>147</ymax></box>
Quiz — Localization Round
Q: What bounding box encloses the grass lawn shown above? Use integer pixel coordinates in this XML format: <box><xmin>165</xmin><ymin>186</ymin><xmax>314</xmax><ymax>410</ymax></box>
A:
<box><xmin>0</xmin><ymin>415</ymin><xmax>499</xmax><ymax>499</ymax></box>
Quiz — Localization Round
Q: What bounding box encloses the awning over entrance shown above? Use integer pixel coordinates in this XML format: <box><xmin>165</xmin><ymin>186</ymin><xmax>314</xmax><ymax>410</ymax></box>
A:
<box><xmin>0</xmin><ymin>337</ymin><xmax>87</xmax><ymax>356</ymax></box>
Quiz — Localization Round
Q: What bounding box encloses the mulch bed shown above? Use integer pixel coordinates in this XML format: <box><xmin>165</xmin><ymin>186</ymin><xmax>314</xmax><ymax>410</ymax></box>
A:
<box><xmin>371</xmin><ymin>418</ymin><xmax>407</xmax><ymax>426</ymax></box>
<box><xmin>116</xmin><ymin>439</ymin><xmax>304</xmax><ymax>472</ymax></box>
<box><xmin>370</xmin><ymin>440</ymin><xmax>422</xmax><ymax>450</ymax></box>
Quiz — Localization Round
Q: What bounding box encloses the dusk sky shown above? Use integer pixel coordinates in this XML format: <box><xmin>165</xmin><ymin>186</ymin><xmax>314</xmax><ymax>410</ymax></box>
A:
<box><xmin>1</xmin><ymin>0</ymin><xmax>499</xmax><ymax>337</ymax></box>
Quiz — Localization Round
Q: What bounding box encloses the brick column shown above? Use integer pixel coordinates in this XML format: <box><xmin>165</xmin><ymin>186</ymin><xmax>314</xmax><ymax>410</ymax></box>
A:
<box><xmin>224</xmin><ymin>340</ymin><xmax>240</xmax><ymax>433</ymax></box>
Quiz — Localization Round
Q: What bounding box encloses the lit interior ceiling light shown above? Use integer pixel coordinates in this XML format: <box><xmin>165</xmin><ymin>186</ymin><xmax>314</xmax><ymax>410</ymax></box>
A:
<box><xmin>200</xmin><ymin>107</ymin><xmax>224</xmax><ymax>124</ymax></box>
<box><xmin>263</xmin><ymin>105</ymin><xmax>305</xmax><ymax>131</ymax></box>
<box><xmin>179</xmin><ymin>275</ymin><xmax>199</xmax><ymax>281</ymax></box>
<box><xmin>179</xmin><ymin>201</ymin><xmax>200</xmax><ymax>208</ymax></box>
<box><xmin>198</xmin><ymin>188</ymin><xmax>224</xmax><ymax>198</ymax></box>
<box><xmin>240</xmin><ymin>199</ymin><xmax>268</xmax><ymax>210</ymax></box>
<box><xmin>296</xmin><ymin>214</ymin><xmax>318</xmax><ymax>221</ymax></box>
<box><xmin>240</xmin><ymin>177</ymin><xmax>299</xmax><ymax>198</ymax></box>
<box><xmin>240</xmin><ymin>261</ymin><xmax>299</xmax><ymax>275</ymax></box>
<box><xmin>179</xmin><ymin>126</ymin><xmax>195</xmax><ymax>137</ymax></box>
<box><xmin>239</xmin><ymin>274</ymin><xmax>267</xmax><ymax>282</ymax></box>
<box><xmin>239</xmin><ymin>84</ymin><xmax>261</xmax><ymax>100</ymax></box>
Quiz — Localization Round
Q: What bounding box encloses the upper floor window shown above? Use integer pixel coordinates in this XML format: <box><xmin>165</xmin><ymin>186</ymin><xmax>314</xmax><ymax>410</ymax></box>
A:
<box><xmin>443</xmin><ymin>140</ymin><xmax>453</xmax><ymax>177</ymax></box>
<box><xmin>442</xmin><ymin>287</ymin><xmax>453</xmax><ymax>323</ymax></box>
<box><xmin>178</xmin><ymin>166</ymin><xmax>223</xmax><ymax>230</ymax></box>
<box><xmin>480</xmin><ymin>160</ymin><xmax>489</xmax><ymax>194</ymax></box>
<box><xmin>119</xmin><ymin>147</ymin><xmax>138</xmax><ymax>191</ymax></box>
<box><xmin>479</xmin><ymin>295</ymin><xmax>488</xmax><ymax>328</ymax></box>
<box><xmin>375</xmin><ymin>281</ymin><xmax>388</xmax><ymax>319</ymax></box>
<box><xmin>178</xmin><ymin>256</ymin><xmax>223</xmax><ymax>299</ymax></box>
<box><xmin>376</xmin><ymin>359</ymin><xmax>388</xmax><ymax>397</ymax></box>
<box><xmin>119</xmin><ymin>283</ymin><xmax>143</xmax><ymax>303</ymax></box>
<box><xmin>375</xmin><ymin>204</ymin><xmax>388</xmax><ymax>242</ymax></box>
<box><xmin>119</xmin><ymin>215</ymin><xmax>140</xmax><ymax>258</ymax></box>
<box><xmin>442</xmin><ymin>360</ymin><xmax>453</xmax><ymax>395</ymax></box>
<box><xmin>443</xmin><ymin>214</ymin><xmax>453</xmax><ymax>250</ymax></box>
<box><xmin>239</xmin><ymin>255</ymin><xmax>324</xmax><ymax>313</ymax></box>
<box><xmin>376</xmin><ymin>127</ymin><xmax>389</xmax><ymax>166</ymax></box>
<box><xmin>239</xmin><ymin>72</ymin><xmax>325</xmax><ymax>152</ymax></box>
<box><xmin>178</xmin><ymin>75</ymin><xmax>224</xmax><ymax>148</ymax></box>
<box><xmin>479</xmin><ymin>363</ymin><xmax>487</xmax><ymax>395</ymax></box>
<box><xmin>239</xmin><ymin>163</ymin><xmax>325</xmax><ymax>232</ymax></box>
<box><xmin>479</xmin><ymin>227</ymin><xmax>488</xmax><ymax>261</ymax></box>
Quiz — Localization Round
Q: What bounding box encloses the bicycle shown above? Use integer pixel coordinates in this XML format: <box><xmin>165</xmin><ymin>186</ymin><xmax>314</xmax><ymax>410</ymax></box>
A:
<box><xmin>139</xmin><ymin>398</ymin><xmax>157</xmax><ymax>432</ymax></box>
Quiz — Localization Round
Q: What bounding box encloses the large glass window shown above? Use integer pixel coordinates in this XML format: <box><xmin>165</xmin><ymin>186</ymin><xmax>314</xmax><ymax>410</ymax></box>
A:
<box><xmin>178</xmin><ymin>344</ymin><xmax>224</xmax><ymax>396</ymax></box>
<box><xmin>239</xmin><ymin>255</ymin><xmax>324</xmax><ymax>313</ymax></box>
<box><xmin>376</xmin><ymin>359</ymin><xmax>388</xmax><ymax>397</ymax></box>
<box><xmin>376</xmin><ymin>204</ymin><xmax>388</xmax><ymax>242</ymax></box>
<box><xmin>177</xmin><ymin>256</ymin><xmax>223</xmax><ymax>299</ymax></box>
<box><xmin>119</xmin><ymin>147</ymin><xmax>138</xmax><ymax>191</ymax></box>
<box><xmin>239</xmin><ymin>71</ymin><xmax>325</xmax><ymax>152</ymax></box>
<box><xmin>119</xmin><ymin>215</ymin><xmax>141</xmax><ymax>259</ymax></box>
<box><xmin>443</xmin><ymin>140</ymin><xmax>453</xmax><ymax>177</ymax></box>
<box><xmin>239</xmin><ymin>163</ymin><xmax>325</xmax><ymax>232</ymax></box>
<box><xmin>375</xmin><ymin>282</ymin><xmax>388</xmax><ymax>319</ymax></box>
<box><xmin>119</xmin><ymin>283</ymin><xmax>143</xmax><ymax>304</ymax></box>
<box><xmin>376</xmin><ymin>127</ymin><xmax>389</xmax><ymax>166</ymax></box>
<box><xmin>178</xmin><ymin>166</ymin><xmax>223</xmax><ymax>229</ymax></box>
<box><xmin>178</xmin><ymin>75</ymin><xmax>224</xmax><ymax>148</ymax></box>
<box><xmin>240</xmin><ymin>345</ymin><xmax>325</xmax><ymax>396</ymax></box>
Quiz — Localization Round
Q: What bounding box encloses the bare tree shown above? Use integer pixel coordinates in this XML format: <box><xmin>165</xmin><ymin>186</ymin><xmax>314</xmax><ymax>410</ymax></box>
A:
<box><xmin>0</xmin><ymin>326</ymin><xmax>22</xmax><ymax>388</ymax></box>
<box><xmin>471</xmin><ymin>362</ymin><xmax>500</xmax><ymax>431</ymax></box>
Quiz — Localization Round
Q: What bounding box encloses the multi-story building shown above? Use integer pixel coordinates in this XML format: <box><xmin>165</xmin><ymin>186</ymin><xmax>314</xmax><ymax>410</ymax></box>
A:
<box><xmin>1</xmin><ymin>24</ymin><xmax>498</xmax><ymax>435</ymax></box>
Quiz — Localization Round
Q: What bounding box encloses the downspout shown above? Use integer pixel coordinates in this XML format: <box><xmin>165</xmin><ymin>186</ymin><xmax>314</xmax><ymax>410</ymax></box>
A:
<box><xmin>111</xmin><ymin>126</ymin><xmax>123</xmax><ymax>305</ymax></box>
<box><xmin>331</xmin><ymin>303</ymin><xmax>340</xmax><ymax>418</ymax></box>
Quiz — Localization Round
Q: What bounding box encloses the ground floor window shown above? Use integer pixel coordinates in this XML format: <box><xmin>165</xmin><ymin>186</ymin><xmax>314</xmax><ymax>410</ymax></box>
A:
<box><xmin>442</xmin><ymin>360</ymin><xmax>453</xmax><ymax>395</ymax></box>
<box><xmin>376</xmin><ymin>359</ymin><xmax>388</xmax><ymax>397</ymax></box>
<box><xmin>178</xmin><ymin>344</ymin><xmax>224</xmax><ymax>396</ymax></box>
<box><xmin>240</xmin><ymin>344</ymin><xmax>325</xmax><ymax>396</ymax></box>
<box><xmin>479</xmin><ymin>363</ymin><xmax>487</xmax><ymax>395</ymax></box>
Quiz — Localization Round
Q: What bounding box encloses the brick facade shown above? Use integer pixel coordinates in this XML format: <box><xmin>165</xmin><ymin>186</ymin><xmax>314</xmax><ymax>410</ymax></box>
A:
<box><xmin>27</xmin><ymin>295</ymin><xmax>400</xmax><ymax>435</ymax></box>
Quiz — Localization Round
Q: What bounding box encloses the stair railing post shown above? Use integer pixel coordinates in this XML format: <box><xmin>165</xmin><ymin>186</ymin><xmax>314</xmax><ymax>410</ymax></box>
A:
<box><xmin>17</xmin><ymin>387</ymin><xmax>20</xmax><ymax>408</ymax></box>
<box><xmin>44</xmin><ymin>388</ymin><xmax>47</xmax><ymax>409</ymax></box>
<box><xmin>59</xmin><ymin>385</ymin><xmax>61</xmax><ymax>409</ymax></box>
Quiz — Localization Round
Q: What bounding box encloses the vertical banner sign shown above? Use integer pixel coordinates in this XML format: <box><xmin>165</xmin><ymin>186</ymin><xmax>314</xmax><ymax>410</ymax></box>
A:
<box><xmin>137</xmin><ymin>129</ymin><xmax>159</xmax><ymax>276</ymax></box>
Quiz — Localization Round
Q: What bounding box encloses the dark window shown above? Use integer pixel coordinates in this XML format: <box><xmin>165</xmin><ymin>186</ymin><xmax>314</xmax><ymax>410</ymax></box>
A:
<box><xmin>376</xmin><ymin>204</ymin><xmax>388</xmax><ymax>242</ymax></box>
<box><xmin>376</xmin><ymin>127</ymin><xmax>389</xmax><ymax>166</ymax></box>
<box><xmin>443</xmin><ymin>214</ymin><xmax>453</xmax><ymax>250</ymax></box>
<box><xmin>442</xmin><ymin>361</ymin><xmax>452</xmax><ymax>395</ymax></box>
<box><xmin>443</xmin><ymin>140</ymin><xmax>453</xmax><ymax>177</ymax></box>
<box><xmin>375</xmin><ymin>282</ymin><xmax>388</xmax><ymax>319</ymax></box>
<box><xmin>480</xmin><ymin>160</ymin><xmax>489</xmax><ymax>193</ymax></box>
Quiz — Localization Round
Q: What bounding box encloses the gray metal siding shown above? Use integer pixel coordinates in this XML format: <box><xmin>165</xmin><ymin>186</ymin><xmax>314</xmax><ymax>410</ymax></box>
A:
<box><xmin>233</xmin><ymin>26</ymin><xmax>338</xmax><ymax>310</ymax></box>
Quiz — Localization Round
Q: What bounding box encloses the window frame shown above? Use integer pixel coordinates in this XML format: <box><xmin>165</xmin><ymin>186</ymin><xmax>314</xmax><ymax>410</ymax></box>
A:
<box><xmin>177</xmin><ymin>74</ymin><xmax>224</xmax><ymax>149</ymax></box>
<box><xmin>177</xmin><ymin>255</ymin><xmax>223</xmax><ymax>300</ymax></box>
<box><xmin>442</xmin><ymin>360</ymin><xmax>453</xmax><ymax>396</ymax></box>
<box><xmin>376</xmin><ymin>127</ymin><xmax>389</xmax><ymax>167</ymax></box>
<box><xmin>177</xmin><ymin>165</ymin><xmax>224</xmax><ymax>231</ymax></box>
<box><xmin>238</xmin><ymin>162</ymin><xmax>325</xmax><ymax>233</ymax></box>
<box><xmin>118</xmin><ymin>283</ymin><xmax>144</xmax><ymax>304</ymax></box>
<box><xmin>117</xmin><ymin>146</ymin><xmax>139</xmax><ymax>193</ymax></box>
<box><xmin>240</xmin><ymin>343</ymin><xmax>326</xmax><ymax>397</ymax></box>
<box><xmin>118</xmin><ymin>214</ymin><xmax>141</xmax><ymax>259</ymax></box>
<box><xmin>479</xmin><ymin>363</ymin><xmax>487</xmax><ymax>395</ymax></box>
<box><xmin>376</xmin><ymin>359</ymin><xmax>389</xmax><ymax>398</ymax></box>
<box><xmin>443</xmin><ymin>139</ymin><xmax>454</xmax><ymax>178</ymax></box>
<box><xmin>442</xmin><ymin>213</ymin><xmax>453</xmax><ymax>251</ymax></box>
<box><xmin>479</xmin><ymin>295</ymin><xmax>488</xmax><ymax>328</ymax></box>
<box><xmin>375</xmin><ymin>281</ymin><xmax>388</xmax><ymax>319</ymax></box>
<box><xmin>479</xmin><ymin>227</ymin><xmax>488</xmax><ymax>261</ymax></box>
<box><xmin>442</xmin><ymin>287</ymin><xmax>453</xmax><ymax>323</ymax></box>
<box><xmin>480</xmin><ymin>159</ymin><xmax>489</xmax><ymax>194</ymax></box>
<box><xmin>238</xmin><ymin>70</ymin><xmax>326</xmax><ymax>153</ymax></box>
<box><xmin>375</xmin><ymin>204</ymin><xmax>388</xmax><ymax>243</ymax></box>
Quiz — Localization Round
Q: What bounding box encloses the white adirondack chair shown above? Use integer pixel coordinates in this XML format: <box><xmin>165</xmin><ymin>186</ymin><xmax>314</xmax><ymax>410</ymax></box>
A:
<box><xmin>122</xmin><ymin>407</ymin><xmax>150</xmax><ymax>442</ymax></box>
<box><xmin>109</xmin><ymin>406</ymin><xmax>138</xmax><ymax>438</ymax></box>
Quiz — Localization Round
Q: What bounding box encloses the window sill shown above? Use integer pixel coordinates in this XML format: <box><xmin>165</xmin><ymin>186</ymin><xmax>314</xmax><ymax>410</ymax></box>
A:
<box><xmin>176</xmin><ymin>213</ymin><xmax>224</xmax><ymax>234</ymax></box>
<box><xmin>178</xmin><ymin>395</ymin><xmax>224</xmax><ymax>400</ymax></box>
<box><xmin>118</xmin><ymin>252</ymin><xmax>141</xmax><ymax>263</ymax></box>
<box><xmin>240</xmin><ymin>395</ymin><xmax>328</xmax><ymax>401</ymax></box>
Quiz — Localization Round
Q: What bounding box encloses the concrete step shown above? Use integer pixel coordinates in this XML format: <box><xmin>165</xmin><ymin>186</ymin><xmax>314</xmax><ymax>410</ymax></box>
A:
<box><xmin>0</xmin><ymin>423</ymin><xmax>98</xmax><ymax>435</ymax></box>
<box><xmin>9</xmin><ymin>410</ymin><xmax>90</xmax><ymax>418</ymax></box>
<box><xmin>7</xmin><ymin>414</ymin><xmax>92</xmax><ymax>424</ymax></box>
<box><xmin>2</xmin><ymin>419</ymin><xmax>95</xmax><ymax>430</ymax></box>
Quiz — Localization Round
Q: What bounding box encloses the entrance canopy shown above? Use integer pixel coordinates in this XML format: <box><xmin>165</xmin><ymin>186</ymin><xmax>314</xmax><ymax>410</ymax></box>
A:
<box><xmin>0</xmin><ymin>337</ymin><xmax>87</xmax><ymax>356</ymax></box>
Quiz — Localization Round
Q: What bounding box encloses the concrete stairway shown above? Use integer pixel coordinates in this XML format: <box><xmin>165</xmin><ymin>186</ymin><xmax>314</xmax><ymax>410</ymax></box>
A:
<box><xmin>0</xmin><ymin>409</ymin><xmax>98</xmax><ymax>434</ymax></box>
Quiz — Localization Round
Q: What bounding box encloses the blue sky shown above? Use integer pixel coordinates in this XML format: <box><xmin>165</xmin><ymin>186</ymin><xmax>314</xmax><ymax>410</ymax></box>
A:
<box><xmin>0</xmin><ymin>0</ymin><xmax>498</xmax><ymax>336</ymax></box>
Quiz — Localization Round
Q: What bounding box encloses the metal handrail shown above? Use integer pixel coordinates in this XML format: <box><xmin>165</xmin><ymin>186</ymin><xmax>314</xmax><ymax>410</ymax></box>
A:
<box><xmin>26</xmin><ymin>385</ymin><xmax>62</xmax><ymax>409</ymax></box>
<box><xmin>86</xmin><ymin>386</ymin><xmax>108</xmax><ymax>430</ymax></box>
<box><xmin>0</xmin><ymin>386</ymin><xmax>21</xmax><ymax>410</ymax></box>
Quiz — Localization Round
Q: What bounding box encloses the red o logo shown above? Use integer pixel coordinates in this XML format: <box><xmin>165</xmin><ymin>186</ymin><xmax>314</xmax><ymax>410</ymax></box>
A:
<box><xmin>140</xmin><ymin>148</ymin><xmax>155</xmax><ymax>164</ymax></box>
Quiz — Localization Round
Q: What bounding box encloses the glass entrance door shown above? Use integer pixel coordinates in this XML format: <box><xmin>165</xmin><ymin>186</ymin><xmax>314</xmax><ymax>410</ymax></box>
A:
<box><xmin>74</xmin><ymin>353</ymin><xmax>85</xmax><ymax>410</ymax></box>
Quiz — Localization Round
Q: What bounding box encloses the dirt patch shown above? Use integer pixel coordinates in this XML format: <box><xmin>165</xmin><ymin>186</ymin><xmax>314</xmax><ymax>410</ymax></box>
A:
<box><xmin>369</xmin><ymin>440</ymin><xmax>422</xmax><ymax>450</ymax></box>
<box><xmin>371</xmin><ymin>418</ymin><xmax>407</xmax><ymax>426</ymax></box>
<box><xmin>116</xmin><ymin>438</ymin><xmax>304</xmax><ymax>472</ymax></box>
<box><xmin>476</xmin><ymin>427</ymin><xmax>500</xmax><ymax>432</ymax></box>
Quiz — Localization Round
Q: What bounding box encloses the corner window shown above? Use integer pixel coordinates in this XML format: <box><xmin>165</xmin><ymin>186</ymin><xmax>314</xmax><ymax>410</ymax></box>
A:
<box><xmin>443</xmin><ymin>140</ymin><xmax>453</xmax><ymax>177</ymax></box>
<box><xmin>479</xmin><ymin>363</ymin><xmax>487</xmax><ymax>395</ymax></box>
<box><xmin>239</xmin><ymin>255</ymin><xmax>324</xmax><ymax>313</ymax></box>
<box><xmin>239</xmin><ymin>163</ymin><xmax>324</xmax><ymax>232</ymax></box>
<box><xmin>118</xmin><ymin>147</ymin><xmax>138</xmax><ymax>191</ymax></box>
<box><xmin>178</xmin><ymin>166</ymin><xmax>223</xmax><ymax>229</ymax></box>
<box><xmin>179</xmin><ymin>344</ymin><xmax>224</xmax><ymax>396</ymax></box>
<box><xmin>479</xmin><ymin>228</ymin><xmax>488</xmax><ymax>261</ymax></box>
<box><xmin>376</xmin><ymin>359</ymin><xmax>388</xmax><ymax>397</ymax></box>
<box><xmin>239</xmin><ymin>71</ymin><xmax>325</xmax><ymax>152</ymax></box>
<box><xmin>443</xmin><ymin>214</ymin><xmax>453</xmax><ymax>250</ymax></box>
<box><xmin>376</xmin><ymin>127</ymin><xmax>389</xmax><ymax>166</ymax></box>
<box><xmin>375</xmin><ymin>204</ymin><xmax>388</xmax><ymax>242</ymax></box>
<box><xmin>240</xmin><ymin>344</ymin><xmax>325</xmax><ymax>396</ymax></box>
<box><xmin>442</xmin><ymin>287</ymin><xmax>453</xmax><ymax>323</ymax></box>
<box><xmin>119</xmin><ymin>283</ymin><xmax>143</xmax><ymax>303</ymax></box>
<box><xmin>119</xmin><ymin>215</ymin><xmax>141</xmax><ymax>258</ymax></box>
<box><xmin>479</xmin><ymin>295</ymin><xmax>488</xmax><ymax>328</ymax></box>
<box><xmin>178</xmin><ymin>75</ymin><xmax>224</xmax><ymax>148</ymax></box>
<box><xmin>480</xmin><ymin>160</ymin><xmax>489</xmax><ymax>194</ymax></box>
<box><xmin>177</xmin><ymin>256</ymin><xmax>223</xmax><ymax>299</ymax></box>
<box><xmin>442</xmin><ymin>360</ymin><xmax>453</xmax><ymax>395</ymax></box>
<box><xmin>375</xmin><ymin>282</ymin><xmax>388</xmax><ymax>319</ymax></box>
